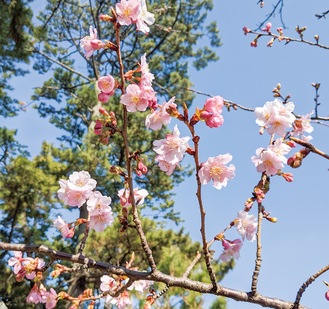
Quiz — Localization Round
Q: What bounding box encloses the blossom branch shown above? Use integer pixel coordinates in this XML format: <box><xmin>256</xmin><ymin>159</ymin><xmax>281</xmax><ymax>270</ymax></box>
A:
<box><xmin>0</xmin><ymin>242</ymin><xmax>309</xmax><ymax>309</ymax></box>
<box><xmin>114</xmin><ymin>22</ymin><xmax>157</xmax><ymax>272</ymax></box>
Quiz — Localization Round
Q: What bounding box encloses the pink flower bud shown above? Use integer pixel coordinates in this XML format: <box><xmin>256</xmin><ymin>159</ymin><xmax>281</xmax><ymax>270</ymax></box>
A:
<box><xmin>99</xmin><ymin>107</ymin><xmax>109</xmax><ymax>116</ymax></box>
<box><xmin>262</xmin><ymin>22</ymin><xmax>272</xmax><ymax>33</ymax></box>
<box><xmin>98</xmin><ymin>92</ymin><xmax>110</xmax><ymax>103</ymax></box>
<box><xmin>137</xmin><ymin>161</ymin><xmax>148</xmax><ymax>175</ymax></box>
<box><xmin>242</xmin><ymin>26</ymin><xmax>251</xmax><ymax>35</ymax></box>
<box><xmin>325</xmin><ymin>290</ymin><xmax>329</xmax><ymax>301</ymax></box>
<box><xmin>282</xmin><ymin>172</ymin><xmax>293</xmax><ymax>182</ymax></box>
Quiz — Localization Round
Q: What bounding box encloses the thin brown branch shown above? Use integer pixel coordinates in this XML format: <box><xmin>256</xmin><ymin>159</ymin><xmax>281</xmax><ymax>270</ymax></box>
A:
<box><xmin>186</xmin><ymin>118</ymin><xmax>218</xmax><ymax>290</ymax></box>
<box><xmin>32</xmin><ymin>48</ymin><xmax>93</xmax><ymax>82</ymax></box>
<box><xmin>289</xmin><ymin>136</ymin><xmax>329</xmax><ymax>160</ymax></box>
<box><xmin>251</xmin><ymin>201</ymin><xmax>264</xmax><ymax>295</ymax></box>
<box><xmin>114</xmin><ymin>23</ymin><xmax>157</xmax><ymax>272</ymax></box>
<box><xmin>293</xmin><ymin>264</ymin><xmax>329</xmax><ymax>308</ymax></box>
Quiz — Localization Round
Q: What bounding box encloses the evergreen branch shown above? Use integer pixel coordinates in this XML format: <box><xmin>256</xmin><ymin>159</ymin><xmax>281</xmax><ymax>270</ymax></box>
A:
<box><xmin>0</xmin><ymin>241</ymin><xmax>310</xmax><ymax>309</ymax></box>
<box><xmin>32</xmin><ymin>48</ymin><xmax>93</xmax><ymax>82</ymax></box>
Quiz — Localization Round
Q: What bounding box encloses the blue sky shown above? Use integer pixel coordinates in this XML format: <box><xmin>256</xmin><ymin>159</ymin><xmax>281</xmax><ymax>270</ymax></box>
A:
<box><xmin>2</xmin><ymin>1</ymin><xmax>329</xmax><ymax>308</ymax></box>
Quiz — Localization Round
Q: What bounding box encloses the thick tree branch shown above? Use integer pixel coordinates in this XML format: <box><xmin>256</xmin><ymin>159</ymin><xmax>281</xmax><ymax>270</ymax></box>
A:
<box><xmin>0</xmin><ymin>242</ymin><xmax>310</xmax><ymax>309</ymax></box>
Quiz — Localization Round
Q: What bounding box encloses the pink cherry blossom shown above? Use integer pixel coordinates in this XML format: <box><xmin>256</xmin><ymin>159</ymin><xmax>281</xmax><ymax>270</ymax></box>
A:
<box><xmin>140</xmin><ymin>53</ymin><xmax>154</xmax><ymax>87</ymax></box>
<box><xmin>120</xmin><ymin>84</ymin><xmax>148</xmax><ymax>112</ymax></box>
<box><xmin>26</xmin><ymin>283</ymin><xmax>43</xmax><ymax>304</ymax></box>
<box><xmin>58</xmin><ymin>171</ymin><xmax>97</xmax><ymax>207</ymax></box>
<box><xmin>98</xmin><ymin>92</ymin><xmax>111</xmax><ymax>103</ymax></box>
<box><xmin>243</xmin><ymin>26</ymin><xmax>251</xmax><ymax>35</ymax></box>
<box><xmin>153</xmin><ymin>125</ymin><xmax>190</xmax><ymax>166</ymax></box>
<box><xmin>291</xmin><ymin>111</ymin><xmax>314</xmax><ymax>141</ymax></box>
<box><xmin>145</xmin><ymin>97</ymin><xmax>176</xmax><ymax>130</ymax></box>
<box><xmin>42</xmin><ymin>288</ymin><xmax>58</xmax><ymax>309</ymax></box>
<box><xmin>325</xmin><ymin>290</ymin><xmax>329</xmax><ymax>301</ymax></box>
<box><xmin>200</xmin><ymin>96</ymin><xmax>224</xmax><ymax>128</ymax></box>
<box><xmin>198</xmin><ymin>154</ymin><xmax>235</xmax><ymax>190</ymax></box>
<box><xmin>116</xmin><ymin>0</ymin><xmax>141</xmax><ymax>26</ymax></box>
<box><xmin>118</xmin><ymin>187</ymin><xmax>149</xmax><ymax>207</ymax></box>
<box><xmin>8</xmin><ymin>251</ymin><xmax>25</xmax><ymax>274</ymax></box>
<box><xmin>86</xmin><ymin>191</ymin><xmax>112</xmax><ymax>212</ymax></box>
<box><xmin>68</xmin><ymin>171</ymin><xmax>97</xmax><ymax>192</ymax></box>
<box><xmin>128</xmin><ymin>279</ymin><xmax>153</xmax><ymax>293</ymax></box>
<box><xmin>135</xmin><ymin>0</ymin><xmax>155</xmax><ymax>34</ymax></box>
<box><xmin>116</xmin><ymin>290</ymin><xmax>132</xmax><ymax>309</ymax></box>
<box><xmin>53</xmin><ymin>216</ymin><xmax>74</xmax><ymax>238</ymax></box>
<box><xmin>80</xmin><ymin>26</ymin><xmax>105</xmax><ymax>59</ymax></box>
<box><xmin>235</xmin><ymin>211</ymin><xmax>257</xmax><ymax>241</ymax></box>
<box><xmin>255</xmin><ymin>99</ymin><xmax>296</xmax><ymax>137</ymax></box>
<box><xmin>251</xmin><ymin>147</ymin><xmax>283</xmax><ymax>176</ymax></box>
<box><xmin>87</xmin><ymin>192</ymin><xmax>114</xmax><ymax>232</ymax></box>
<box><xmin>100</xmin><ymin>275</ymin><xmax>118</xmax><ymax>292</ymax></box>
<box><xmin>97</xmin><ymin>75</ymin><xmax>116</xmax><ymax>94</ymax></box>
<box><xmin>219</xmin><ymin>239</ymin><xmax>243</xmax><ymax>262</ymax></box>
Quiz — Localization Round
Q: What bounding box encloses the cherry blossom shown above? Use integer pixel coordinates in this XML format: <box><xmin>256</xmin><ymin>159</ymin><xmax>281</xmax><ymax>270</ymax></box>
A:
<box><xmin>145</xmin><ymin>97</ymin><xmax>176</xmax><ymax>130</ymax></box>
<box><xmin>219</xmin><ymin>239</ymin><xmax>243</xmax><ymax>262</ymax></box>
<box><xmin>200</xmin><ymin>96</ymin><xmax>224</xmax><ymax>128</ymax></box>
<box><xmin>80</xmin><ymin>26</ymin><xmax>105</xmax><ymax>59</ymax></box>
<box><xmin>42</xmin><ymin>288</ymin><xmax>58</xmax><ymax>309</ymax></box>
<box><xmin>15</xmin><ymin>257</ymin><xmax>45</xmax><ymax>281</ymax></box>
<box><xmin>235</xmin><ymin>211</ymin><xmax>257</xmax><ymax>241</ymax></box>
<box><xmin>291</xmin><ymin>111</ymin><xmax>314</xmax><ymax>141</ymax></box>
<box><xmin>87</xmin><ymin>192</ymin><xmax>114</xmax><ymax>232</ymax></box>
<box><xmin>57</xmin><ymin>171</ymin><xmax>96</xmax><ymax>207</ymax></box>
<box><xmin>255</xmin><ymin>99</ymin><xmax>296</xmax><ymax>136</ymax></box>
<box><xmin>120</xmin><ymin>84</ymin><xmax>148</xmax><ymax>112</ymax></box>
<box><xmin>100</xmin><ymin>275</ymin><xmax>118</xmax><ymax>292</ymax></box>
<box><xmin>8</xmin><ymin>251</ymin><xmax>25</xmax><ymax>274</ymax></box>
<box><xmin>135</xmin><ymin>0</ymin><xmax>155</xmax><ymax>34</ymax></box>
<box><xmin>153</xmin><ymin>125</ymin><xmax>190</xmax><ymax>167</ymax></box>
<box><xmin>118</xmin><ymin>187</ymin><xmax>149</xmax><ymax>207</ymax></box>
<box><xmin>198</xmin><ymin>154</ymin><xmax>235</xmax><ymax>190</ymax></box>
<box><xmin>251</xmin><ymin>147</ymin><xmax>284</xmax><ymax>176</ymax></box>
<box><xmin>128</xmin><ymin>279</ymin><xmax>153</xmax><ymax>293</ymax></box>
<box><xmin>53</xmin><ymin>216</ymin><xmax>74</xmax><ymax>238</ymax></box>
<box><xmin>115</xmin><ymin>0</ymin><xmax>141</xmax><ymax>26</ymax></box>
<box><xmin>116</xmin><ymin>290</ymin><xmax>132</xmax><ymax>309</ymax></box>
<box><xmin>98</xmin><ymin>75</ymin><xmax>115</xmax><ymax>94</ymax></box>
<box><xmin>26</xmin><ymin>283</ymin><xmax>43</xmax><ymax>304</ymax></box>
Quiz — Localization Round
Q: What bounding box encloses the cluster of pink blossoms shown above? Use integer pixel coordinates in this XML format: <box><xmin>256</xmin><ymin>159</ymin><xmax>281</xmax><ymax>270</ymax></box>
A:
<box><xmin>253</xmin><ymin>98</ymin><xmax>314</xmax><ymax>177</ymax></box>
<box><xmin>121</xmin><ymin>54</ymin><xmax>157</xmax><ymax>112</ymax></box>
<box><xmin>251</xmin><ymin>138</ymin><xmax>292</xmax><ymax>176</ymax></box>
<box><xmin>115</xmin><ymin>0</ymin><xmax>155</xmax><ymax>34</ymax></box>
<box><xmin>255</xmin><ymin>99</ymin><xmax>296</xmax><ymax>137</ymax></box>
<box><xmin>219</xmin><ymin>210</ymin><xmax>257</xmax><ymax>262</ymax></box>
<box><xmin>153</xmin><ymin>125</ymin><xmax>190</xmax><ymax>175</ymax></box>
<box><xmin>8</xmin><ymin>252</ymin><xmax>57</xmax><ymax>308</ymax></box>
<box><xmin>56</xmin><ymin>171</ymin><xmax>114</xmax><ymax>235</ymax></box>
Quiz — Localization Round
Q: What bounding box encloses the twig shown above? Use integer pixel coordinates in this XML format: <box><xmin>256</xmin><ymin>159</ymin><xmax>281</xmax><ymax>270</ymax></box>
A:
<box><xmin>293</xmin><ymin>264</ymin><xmax>329</xmax><ymax>308</ymax></box>
<box><xmin>114</xmin><ymin>23</ymin><xmax>157</xmax><ymax>272</ymax></box>
<box><xmin>255</xmin><ymin>0</ymin><xmax>286</xmax><ymax>31</ymax></box>
<box><xmin>32</xmin><ymin>48</ymin><xmax>93</xmax><ymax>82</ymax></box>
<box><xmin>289</xmin><ymin>136</ymin><xmax>329</xmax><ymax>160</ymax></box>
<box><xmin>250</xmin><ymin>200</ymin><xmax>264</xmax><ymax>295</ymax></box>
<box><xmin>315</xmin><ymin>9</ymin><xmax>329</xmax><ymax>19</ymax></box>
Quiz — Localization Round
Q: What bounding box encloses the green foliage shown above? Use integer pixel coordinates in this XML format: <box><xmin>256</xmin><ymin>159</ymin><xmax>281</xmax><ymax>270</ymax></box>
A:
<box><xmin>0</xmin><ymin>0</ymin><xmax>33</xmax><ymax>117</ymax></box>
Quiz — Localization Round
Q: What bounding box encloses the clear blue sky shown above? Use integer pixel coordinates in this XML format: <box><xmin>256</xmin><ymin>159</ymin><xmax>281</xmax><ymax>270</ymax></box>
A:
<box><xmin>2</xmin><ymin>1</ymin><xmax>329</xmax><ymax>308</ymax></box>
